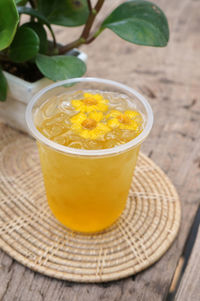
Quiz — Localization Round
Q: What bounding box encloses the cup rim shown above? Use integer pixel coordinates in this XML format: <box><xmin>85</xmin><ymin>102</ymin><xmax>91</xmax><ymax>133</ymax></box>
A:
<box><xmin>26</xmin><ymin>77</ymin><xmax>153</xmax><ymax>157</ymax></box>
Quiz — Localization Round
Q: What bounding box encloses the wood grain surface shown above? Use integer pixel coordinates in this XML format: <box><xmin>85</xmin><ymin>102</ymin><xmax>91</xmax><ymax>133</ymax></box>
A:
<box><xmin>175</xmin><ymin>226</ymin><xmax>200</xmax><ymax>301</ymax></box>
<box><xmin>0</xmin><ymin>0</ymin><xmax>200</xmax><ymax>300</ymax></box>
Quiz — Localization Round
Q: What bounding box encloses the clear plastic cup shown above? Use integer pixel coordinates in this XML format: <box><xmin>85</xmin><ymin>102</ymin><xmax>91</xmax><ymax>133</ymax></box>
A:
<box><xmin>26</xmin><ymin>78</ymin><xmax>153</xmax><ymax>233</ymax></box>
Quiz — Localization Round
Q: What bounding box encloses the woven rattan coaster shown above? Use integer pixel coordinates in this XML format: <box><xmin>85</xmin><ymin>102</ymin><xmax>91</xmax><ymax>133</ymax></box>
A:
<box><xmin>0</xmin><ymin>123</ymin><xmax>181</xmax><ymax>282</ymax></box>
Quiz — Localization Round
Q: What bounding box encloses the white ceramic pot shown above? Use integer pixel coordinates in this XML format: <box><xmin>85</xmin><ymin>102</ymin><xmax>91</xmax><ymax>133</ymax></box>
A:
<box><xmin>0</xmin><ymin>49</ymin><xmax>87</xmax><ymax>133</ymax></box>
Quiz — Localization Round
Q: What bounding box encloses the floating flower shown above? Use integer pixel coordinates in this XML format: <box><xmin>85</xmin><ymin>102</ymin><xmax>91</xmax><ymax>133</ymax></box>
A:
<box><xmin>70</xmin><ymin>112</ymin><xmax>110</xmax><ymax>140</ymax></box>
<box><xmin>106</xmin><ymin>110</ymin><xmax>142</xmax><ymax>131</ymax></box>
<box><xmin>71</xmin><ymin>92</ymin><xmax>108</xmax><ymax>113</ymax></box>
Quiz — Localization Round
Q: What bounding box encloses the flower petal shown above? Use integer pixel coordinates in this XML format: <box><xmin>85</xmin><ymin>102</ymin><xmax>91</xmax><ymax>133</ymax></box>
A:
<box><xmin>119</xmin><ymin>120</ymin><xmax>138</xmax><ymax>130</ymax></box>
<box><xmin>97</xmin><ymin>103</ymin><xmax>108</xmax><ymax>112</ymax></box>
<box><xmin>95</xmin><ymin>123</ymin><xmax>111</xmax><ymax>137</ymax></box>
<box><xmin>80</xmin><ymin>129</ymin><xmax>92</xmax><ymax>139</ymax></box>
<box><xmin>107</xmin><ymin>118</ymin><xmax>120</xmax><ymax>129</ymax></box>
<box><xmin>83</xmin><ymin>93</ymin><xmax>103</xmax><ymax>101</ymax></box>
<box><xmin>84</xmin><ymin>105</ymin><xmax>98</xmax><ymax>113</ymax></box>
<box><xmin>106</xmin><ymin>110</ymin><xmax>121</xmax><ymax>119</ymax></box>
<box><xmin>70</xmin><ymin>112</ymin><xmax>86</xmax><ymax>124</ymax></box>
<box><xmin>71</xmin><ymin>123</ymin><xmax>82</xmax><ymax>131</ymax></box>
<box><xmin>89</xmin><ymin>111</ymin><xmax>103</xmax><ymax>122</ymax></box>
<box><xmin>93</xmin><ymin>94</ymin><xmax>103</xmax><ymax>101</ymax></box>
<box><xmin>125</xmin><ymin>110</ymin><xmax>140</xmax><ymax>119</ymax></box>
<box><xmin>71</xmin><ymin>99</ymin><xmax>82</xmax><ymax>108</ymax></box>
<box><xmin>99</xmin><ymin>98</ymin><xmax>108</xmax><ymax>104</ymax></box>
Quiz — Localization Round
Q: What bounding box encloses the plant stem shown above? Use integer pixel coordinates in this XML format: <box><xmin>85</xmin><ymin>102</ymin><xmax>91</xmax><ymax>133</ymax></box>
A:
<box><xmin>58</xmin><ymin>0</ymin><xmax>105</xmax><ymax>54</ymax></box>
<box><xmin>49</xmin><ymin>27</ymin><xmax>57</xmax><ymax>50</ymax></box>
<box><xmin>82</xmin><ymin>0</ymin><xmax>105</xmax><ymax>40</ymax></box>
<box><xmin>85</xmin><ymin>27</ymin><xmax>104</xmax><ymax>44</ymax></box>
<box><xmin>95</xmin><ymin>0</ymin><xmax>105</xmax><ymax>13</ymax></box>
<box><xmin>87</xmin><ymin>0</ymin><xmax>92</xmax><ymax>12</ymax></box>
<box><xmin>59</xmin><ymin>38</ymin><xmax>85</xmax><ymax>54</ymax></box>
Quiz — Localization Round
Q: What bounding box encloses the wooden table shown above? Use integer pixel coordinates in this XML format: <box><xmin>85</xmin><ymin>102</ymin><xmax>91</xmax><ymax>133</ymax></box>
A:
<box><xmin>0</xmin><ymin>0</ymin><xmax>199</xmax><ymax>300</ymax></box>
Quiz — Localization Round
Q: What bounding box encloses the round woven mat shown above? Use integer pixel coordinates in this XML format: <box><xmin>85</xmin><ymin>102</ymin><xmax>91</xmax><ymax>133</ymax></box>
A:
<box><xmin>0</xmin><ymin>123</ymin><xmax>181</xmax><ymax>282</ymax></box>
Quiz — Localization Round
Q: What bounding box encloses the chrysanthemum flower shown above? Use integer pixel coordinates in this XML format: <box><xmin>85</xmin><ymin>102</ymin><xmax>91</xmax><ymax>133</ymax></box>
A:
<box><xmin>106</xmin><ymin>110</ymin><xmax>142</xmax><ymax>131</ymax></box>
<box><xmin>70</xmin><ymin>111</ymin><xmax>110</xmax><ymax>140</ymax></box>
<box><xmin>71</xmin><ymin>93</ymin><xmax>108</xmax><ymax>113</ymax></box>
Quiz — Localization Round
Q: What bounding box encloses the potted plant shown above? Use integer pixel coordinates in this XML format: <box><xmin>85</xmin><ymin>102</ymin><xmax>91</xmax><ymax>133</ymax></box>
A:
<box><xmin>0</xmin><ymin>0</ymin><xmax>169</xmax><ymax>133</ymax></box>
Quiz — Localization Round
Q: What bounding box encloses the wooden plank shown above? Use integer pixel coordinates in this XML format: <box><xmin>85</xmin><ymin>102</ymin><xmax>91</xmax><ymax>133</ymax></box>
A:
<box><xmin>175</xmin><ymin>225</ymin><xmax>200</xmax><ymax>301</ymax></box>
<box><xmin>0</xmin><ymin>0</ymin><xmax>200</xmax><ymax>300</ymax></box>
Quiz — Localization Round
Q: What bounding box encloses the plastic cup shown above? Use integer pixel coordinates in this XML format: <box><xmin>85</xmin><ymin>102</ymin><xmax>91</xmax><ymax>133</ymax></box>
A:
<box><xmin>26</xmin><ymin>78</ymin><xmax>153</xmax><ymax>233</ymax></box>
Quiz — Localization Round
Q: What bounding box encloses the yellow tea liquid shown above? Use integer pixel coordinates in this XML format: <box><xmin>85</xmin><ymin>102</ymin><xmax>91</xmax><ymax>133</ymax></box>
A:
<box><xmin>35</xmin><ymin>91</ymin><xmax>144</xmax><ymax>232</ymax></box>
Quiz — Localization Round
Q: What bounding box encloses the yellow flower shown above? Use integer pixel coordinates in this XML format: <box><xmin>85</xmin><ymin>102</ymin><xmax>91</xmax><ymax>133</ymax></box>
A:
<box><xmin>107</xmin><ymin>110</ymin><xmax>142</xmax><ymax>131</ymax></box>
<box><xmin>70</xmin><ymin>111</ymin><xmax>110</xmax><ymax>140</ymax></box>
<box><xmin>71</xmin><ymin>92</ymin><xmax>108</xmax><ymax>113</ymax></box>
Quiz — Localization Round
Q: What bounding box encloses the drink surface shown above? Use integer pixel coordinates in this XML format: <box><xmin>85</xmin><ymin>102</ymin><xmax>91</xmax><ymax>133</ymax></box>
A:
<box><xmin>35</xmin><ymin>90</ymin><xmax>144</xmax><ymax>150</ymax></box>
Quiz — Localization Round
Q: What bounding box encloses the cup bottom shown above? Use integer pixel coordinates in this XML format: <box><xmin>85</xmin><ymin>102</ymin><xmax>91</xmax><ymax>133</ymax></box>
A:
<box><xmin>47</xmin><ymin>199</ymin><xmax>127</xmax><ymax>234</ymax></box>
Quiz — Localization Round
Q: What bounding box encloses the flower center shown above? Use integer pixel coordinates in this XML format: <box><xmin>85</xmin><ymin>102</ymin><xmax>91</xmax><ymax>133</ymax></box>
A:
<box><xmin>117</xmin><ymin>114</ymin><xmax>131</xmax><ymax>124</ymax></box>
<box><xmin>83</xmin><ymin>98</ymin><xmax>98</xmax><ymax>106</ymax></box>
<box><xmin>81</xmin><ymin>118</ymin><xmax>97</xmax><ymax>130</ymax></box>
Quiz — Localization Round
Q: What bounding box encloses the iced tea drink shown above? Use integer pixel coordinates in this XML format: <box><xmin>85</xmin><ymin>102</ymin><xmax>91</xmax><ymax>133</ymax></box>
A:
<box><xmin>26</xmin><ymin>78</ymin><xmax>153</xmax><ymax>233</ymax></box>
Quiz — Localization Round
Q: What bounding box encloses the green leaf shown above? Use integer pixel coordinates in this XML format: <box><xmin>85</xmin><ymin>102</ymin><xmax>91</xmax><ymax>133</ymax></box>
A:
<box><xmin>0</xmin><ymin>0</ymin><xmax>19</xmax><ymax>50</ymax></box>
<box><xmin>15</xmin><ymin>0</ymin><xmax>28</xmax><ymax>5</ymax></box>
<box><xmin>36</xmin><ymin>54</ymin><xmax>86</xmax><ymax>81</ymax></box>
<box><xmin>0</xmin><ymin>68</ymin><xmax>7</xmax><ymax>101</ymax></box>
<box><xmin>17</xmin><ymin>7</ymin><xmax>56</xmax><ymax>44</ymax></box>
<box><xmin>18</xmin><ymin>6</ymin><xmax>50</xmax><ymax>27</ymax></box>
<box><xmin>38</xmin><ymin>0</ymin><xmax>89</xmax><ymax>27</ymax></box>
<box><xmin>102</xmin><ymin>0</ymin><xmax>169</xmax><ymax>47</ymax></box>
<box><xmin>21</xmin><ymin>22</ymin><xmax>48</xmax><ymax>54</ymax></box>
<box><xmin>9</xmin><ymin>27</ymin><xmax>40</xmax><ymax>63</ymax></box>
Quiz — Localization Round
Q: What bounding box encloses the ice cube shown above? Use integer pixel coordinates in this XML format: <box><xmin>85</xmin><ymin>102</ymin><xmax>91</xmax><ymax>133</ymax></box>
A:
<box><xmin>42</xmin><ymin>98</ymin><xmax>60</xmax><ymax>118</ymax></box>
<box><xmin>41</xmin><ymin>126</ymin><xmax>52</xmax><ymax>139</ymax></box>
<box><xmin>85</xmin><ymin>140</ymin><xmax>100</xmax><ymax>150</ymax></box>
<box><xmin>44</xmin><ymin>113</ymin><xmax>65</xmax><ymax>126</ymax></box>
<box><xmin>105</xmin><ymin>131</ymin><xmax>117</xmax><ymax>140</ymax></box>
<box><xmin>68</xmin><ymin>141</ymin><xmax>84</xmax><ymax>149</ymax></box>
<box><xmin>53</xmin><ymin>136</ymin><xmax>66</xmax><ymax>145</ymax></box>
<box><xmin>50</xmin><ymin>124</ymin><xmax>65</xmax><ymax>137</ymax></box>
